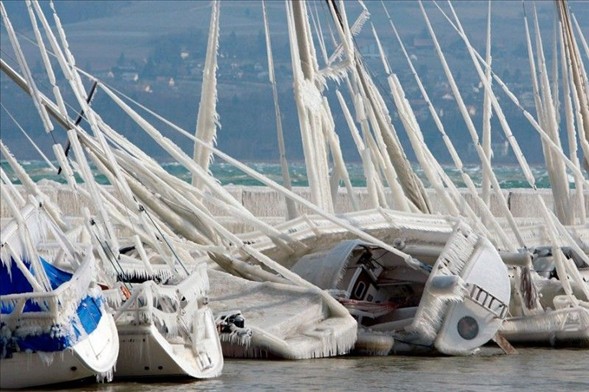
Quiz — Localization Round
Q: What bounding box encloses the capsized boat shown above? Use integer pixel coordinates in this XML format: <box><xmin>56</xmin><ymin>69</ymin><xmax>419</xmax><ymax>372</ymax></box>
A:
<box><xmin>291</xmin><ymin>221</ymin><xmax>511</xmax><ymax>355</ymax></box>
<box><xmin>0</xmin><ymin>201</ymin><xmax>119</xmax><ymax>389</ymax></box>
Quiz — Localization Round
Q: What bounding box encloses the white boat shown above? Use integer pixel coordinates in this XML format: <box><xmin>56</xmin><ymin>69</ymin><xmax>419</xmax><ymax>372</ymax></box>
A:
<box><xmin>110</xmin><ymin>268</ymin><xmax>223</xmax><ymax>378</ymax></box>
<box><xmin>0</xmin><ymin>200</ymin><xmax>119</xmax><ymax>389</ymax></box>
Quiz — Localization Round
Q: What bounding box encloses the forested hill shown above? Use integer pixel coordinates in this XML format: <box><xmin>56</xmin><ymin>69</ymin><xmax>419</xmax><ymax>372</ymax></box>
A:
<box><xmin>1</xmin><ymin>1</ymin><xmax>587</xmax><ymax>164</ymax></box>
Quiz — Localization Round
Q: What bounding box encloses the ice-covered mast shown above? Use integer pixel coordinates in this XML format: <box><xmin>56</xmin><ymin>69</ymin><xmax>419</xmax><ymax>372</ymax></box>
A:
<box><xmin>420</xmin><ymin>1</ymin><xmax>526</xmax><ymax>248</ymax></box>
<box><xmin>556</xmin><ymin>0</ymin><xmax>589</xmax><ymax>175</ymax></box>
<box><xmin>330</xmin><ymin>0</ymin><xmax>431</xmax><ymax>214</ymax></box>
<box><xmin>481</xmin><ymin>1</ymin><xmax>493</xmax><ymax>208</ymax></box>
<box><xmin>555</xmin><ymin>1</ymin><xmax>586</xmax><ymax>223</ymax></box>
<box><xmin>527</xmin><ymin>3</ymin><xmax>572</xmax><ymax>224</ymax></box>
<box><xmin>193</xmin><ymin>0</ymin><xmax>220</xmax><ymax>189</ymax></box>
<box><xmin>287</xmin><ymin>0</ymin><xmax>334</xmax><ymax>213</ymax></box>
<box><xmin>377</xmin><ymin>2</ymin><xmax>514</xmax><ymax>250</ymax></box>
<box><xmin>262</xmin><ymin>0</ymin><xmax>297</xmax><ymax>220</ymax></box>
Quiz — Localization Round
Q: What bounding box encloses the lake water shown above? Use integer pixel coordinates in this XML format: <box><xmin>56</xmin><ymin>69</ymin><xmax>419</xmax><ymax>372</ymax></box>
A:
<box><xmin>31</xmin><ymin>348</ymin><xmax>587</xmax><ymax>392</ymax></box>
<box><xmin>1</xmin><ymin>160</ymin><xmax>572</xmax><ymax>189</ymax></box>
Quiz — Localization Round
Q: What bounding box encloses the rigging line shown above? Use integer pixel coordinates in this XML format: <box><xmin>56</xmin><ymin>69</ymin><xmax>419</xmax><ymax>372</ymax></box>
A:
<box><xmin>1</xmin><ymin>23</ymin><xmax>102</xmax><ymax>161</ymax></box>
<box><xmin>4</xmin><ymin>43</ymin><xmax>150</xmax><ymax>237</ymax></box>
<box><xmin>97</xmin><ymin>79</ymin><xmax>425</xmax><ymax>270</ymax></box>
<box><xmin>2</xmin><ymin>60</ymin><xmax>168</xmax><ymax>264</ymax></box>
<box><xmin>58</xmin><ymin>80</ymin><xmax>99</xmax><ymax>174</ymax></box>
<box><xmin>88</xmin><ymin>217</ymin><xmax>131</xmax><ymax>289</ymax></box>
<box><xmin>434</xmin><ymin>0</ymin><xmax>587</xmax><ymax>185</ymax></box>
<box><xmin>82</xmin><ymin>129</ymin><xmax>197</xmax><ymax>273</ymax></box>
<box><xmin>139</xmin><ymin>204</ymin><xmax>190</xmax><ymax>276</ymax></box>
<box><xmin>0</xmin><ymin>48</ymin><xmax>59</xmax><ymax>148</ymax></box>
<box><xmin>0</xmin><ymin>103</ymin><xmax>56</xmax><ymax>170</ymax></box>
<box><xmin>78</xmin><ymin>125</ymin><xmax>145</xmax><ymax>238</ymax></box>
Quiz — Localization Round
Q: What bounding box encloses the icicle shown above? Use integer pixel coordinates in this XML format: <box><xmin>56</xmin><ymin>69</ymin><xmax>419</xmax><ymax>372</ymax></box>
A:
<box><xmin>387</xmin><ymin>73</ymin><xmax>458</xmax><ymax>217</ymax></box>
<box><xmin>357</xmin><ymin>64</ymin><xmax>431</xmax><ymax>213</ymax></box>
<box><xmin>287</xmin><ymin>0</ymin><xmax>333</xmax><ymax>213</ymax></box>
<box><xmin>348</xmin><ymin>1</ymin><xmax>370</xmax><ymax>37</ymax></box>
<box><xmin>572</xmin><ymin>13</ymin><xmax>589</xmax><ymax>60</ymax></box>
<box><xmin>335</xmin><ymin>90</ymin><xmax>381</xmax><ymax>209</ymax></box>
<box><xmin>309</xmin><ymin>2</ymin><xmax>329</xmax><ymax>66</ymax></box>
<box><xmin>363</xmin><ymin>98</ymin><xmax>413</xmax><ymax>211</ymax></box>
<box><xmin>321</xmin><ymin>0</ymin><xmax>355</xmax><ymax>80</ymax></box>
<box><xmin>320</xmin><ymin>97</ymin><xmax>359</xmax><ymax>211</ymax></box>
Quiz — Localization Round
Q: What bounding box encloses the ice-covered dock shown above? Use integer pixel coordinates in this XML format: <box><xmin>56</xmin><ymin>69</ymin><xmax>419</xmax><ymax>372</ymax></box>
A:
<box><xmin>4</xmin><ymin>184</ymin><xmax>587</xmax><ymax>232</ymax></box>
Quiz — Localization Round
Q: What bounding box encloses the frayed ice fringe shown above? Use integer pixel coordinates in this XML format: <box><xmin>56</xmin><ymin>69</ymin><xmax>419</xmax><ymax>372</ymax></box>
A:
<box><xmin>218</xmin><ymin>315</ymin><xmax>357</xmax><ymax>360</ymax></box>
<box><xmin>408</xmin><ymin>224</ymin><xmax>476</xmax><ymax>341</ymax></box>
<box><xmin>350</xmin><ymin>9</ymin><xmax>370</xmax><ymax>36</ymax></box>
<box><xmin>96</xmin><ymin>367</ymin><xmax>114</xmax><ymax>383</ymax></box>
<box><xmin>218</xmin><ymin>329</ymin><xmax>253</xmax><ymax>347</ymax></box>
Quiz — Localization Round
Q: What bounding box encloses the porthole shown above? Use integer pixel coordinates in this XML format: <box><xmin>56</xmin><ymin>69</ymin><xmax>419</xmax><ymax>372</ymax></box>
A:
<box><xmin>457</xmin><ymin>316</ymin><xmax>479</xmax><ymax>340</ymax></box>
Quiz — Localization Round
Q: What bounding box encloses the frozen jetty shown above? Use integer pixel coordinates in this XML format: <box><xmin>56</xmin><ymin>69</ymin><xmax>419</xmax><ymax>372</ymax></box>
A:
<box><xmin>3</xmin><ymin>184</ymin><xmax>587</xmax><ymax>229</ymax></box>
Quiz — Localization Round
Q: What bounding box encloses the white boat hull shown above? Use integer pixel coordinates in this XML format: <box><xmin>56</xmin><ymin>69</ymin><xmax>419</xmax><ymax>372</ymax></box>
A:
<box><xmin>0</xmin><ymin>311</ymin><xmax>119</xmax><ymax>389</ymax></box>
<box><xmin>500</xmin><ymin>306</ymin><xmax>589</xmax><ymax>347</ymax></box>
<box><xmin>115</xmin><ymin>315</ymin><xmax>223</xmax><ymax>379</ymax></box>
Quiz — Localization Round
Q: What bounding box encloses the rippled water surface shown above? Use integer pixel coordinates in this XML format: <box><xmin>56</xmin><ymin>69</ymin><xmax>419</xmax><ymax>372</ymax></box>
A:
<box><xmin>31</xmin><ymin>348</ymin><xmax>587</xmax><ymax>392</ymax></box>
<box><xmin>2</xmin><ymin>160</ymin><xmax>577</xmax><ymax>189</ymax></box>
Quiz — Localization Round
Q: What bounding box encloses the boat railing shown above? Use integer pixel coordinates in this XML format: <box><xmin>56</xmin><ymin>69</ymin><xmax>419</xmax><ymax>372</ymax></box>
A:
<box><xmin>468</xmin><ymin>283</ymin><xmax>508</xmax><ymax>318</ymax></box>
<box><xmin>0</xmin><ymin>256</ymin><xmax>95</xmax><ymax>319</ymax></box>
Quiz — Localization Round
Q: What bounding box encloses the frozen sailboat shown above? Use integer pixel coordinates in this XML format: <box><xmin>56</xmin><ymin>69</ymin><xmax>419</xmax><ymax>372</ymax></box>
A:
<box><xmin>0</xmin><ymin>0</ymin><xmax>224</xmax><ymax>379</ymax></box>
<box><xmin>0</xmin><ymin>146</ymin><xmax>119</xmax><ymax>389</ymax></box>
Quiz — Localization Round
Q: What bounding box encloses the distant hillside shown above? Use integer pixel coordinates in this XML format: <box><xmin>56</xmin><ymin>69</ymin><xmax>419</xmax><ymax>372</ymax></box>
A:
<box><xmin>1</xmin><ymin>1</ymin><xmax>588</xmax><ymax>164</ymax></box>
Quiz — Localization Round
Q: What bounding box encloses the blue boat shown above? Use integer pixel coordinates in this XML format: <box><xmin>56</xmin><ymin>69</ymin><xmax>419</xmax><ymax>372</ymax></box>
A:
<box><xmin>0</xmin><ymin>202</ymin><xmax>119</xmax><ymax>389</ymax></box>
